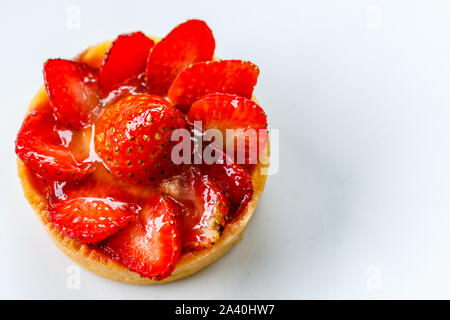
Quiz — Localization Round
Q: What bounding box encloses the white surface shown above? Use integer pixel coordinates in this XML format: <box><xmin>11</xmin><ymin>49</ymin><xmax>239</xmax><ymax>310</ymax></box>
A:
<box><xmin>1</xmin><ymin>0</ymin><xmax>450</xmax><ymax>299</ymax></box>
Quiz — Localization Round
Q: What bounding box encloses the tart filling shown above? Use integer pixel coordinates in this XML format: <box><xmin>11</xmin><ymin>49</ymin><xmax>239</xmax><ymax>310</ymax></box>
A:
<box><xmin>15</xmin><ymin>20</ymin><xmax>268</xmax><ymax>281</ymax></box>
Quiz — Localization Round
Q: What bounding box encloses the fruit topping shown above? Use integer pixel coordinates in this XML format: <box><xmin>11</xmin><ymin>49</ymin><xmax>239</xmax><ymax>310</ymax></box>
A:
<box><xmin>161</xmin><ymin>167</ymin><xmax>229</xmax><ymax>250</ymax></box>
<box><xmin>188</xmin><ymin>93</ymin><xmax>267</xmax><ymax>164</ymax></box>
<box><xmin>15</xmin><ymin>110</ymin><xmax>91</xmax><ymax>180</ymax></box>
<box><xmin>94</xmin><ymin>94</ymin><xmax>187</xmax><ymax>184</ymax></box>
<box><xmin>168</xmin><ymin>60</ymin><xmax>259</xmax><ymax>112</ymax></box>
<box><xmin>146</xmin><ymin>19</ymin><xmax>215</xmax><ymax>96</ymax></box>
<box><xmin>48</xmin><ymin>181</ymin><xmax>137</xmax><ymax>244</ymax></box>
<box><xmin>98</xmin><ymin>32</ymin><xmax>154</xmax><ymax>93</ymax></box>
<box><xmin>44</xmin><ymin>59</ymin><xmax>101</xmax><ymax>129</ymax></box>
<box><xmin>201</xmin><ymin>160</ymin><xmax>253</xmax><ymax>220</ymax></box>
<box><xmin>102</xmin><ymin>195</ymin><xmax>181</xmax><ymax>280</ymax></box>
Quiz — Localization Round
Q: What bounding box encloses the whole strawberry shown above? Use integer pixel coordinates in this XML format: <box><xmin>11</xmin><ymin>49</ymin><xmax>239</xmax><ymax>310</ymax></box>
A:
<box><xmin>95</xmin><ymin>94</ymin><xmax>187</xmax><ymax>185</ymax></box>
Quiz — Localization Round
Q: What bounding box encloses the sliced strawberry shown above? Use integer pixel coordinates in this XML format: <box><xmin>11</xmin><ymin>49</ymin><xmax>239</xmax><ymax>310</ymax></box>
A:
<box><xmin>146</xmin><ymin>19</ymin><xmax>215</xmax><ymax>96</ymax></box>
<box><xmin>98</xmin><ymin>32</ymin><xmax>154</xmax><ymax>93</ymax></box>
<box><xmin>102</xmin><ymin>195</ymin><xmax>181</xmax><ymax>280</ymax></box>
<box><xmin>202</xmin><ymin>161</ymin><xmax>253</xmax><ymax>220</ymax></box>
<box><xmin>160</xmin><ymin>167</ymin><xmax>229</xmax><ymax>250</ymax></box>
<box><xmin>48</xmin><ymin>181</ymin><xmax>137</xmax><ymax>244</ymax></box>
<box><xmin>44</xmin><ymin>59</ymin><xmax>101</xmax><ymax>129</ymax></box>
<box><xmin>15</xmin><ymin>110</ymin><xmax>91</xmax><ymax>180</ymax></box>
<box><xmin>94</xmin><ymin>94</ymin><xmax>187</xmax><ymax>185</ymax></box>
<box><xmin>168</xmin><ymin>60</ymin><xmax>259</xmax><ymax>112</ymax></box>
<box><xmin>188</xmin><ymin>93</ymin><xmax>268</xmax><ymax>164</ymax></box>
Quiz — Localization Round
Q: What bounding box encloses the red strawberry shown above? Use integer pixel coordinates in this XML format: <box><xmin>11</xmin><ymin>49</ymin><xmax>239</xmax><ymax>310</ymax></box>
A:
<box><xmin>160</xmin><ymin>167</ymin><xmax>229</xmax><ymax>250</ymax></box>
<box><xmin>187</xmin><ymin>93</ymin><xmax>268</xmax><ymax>164</ymax></box>
<box><xmin>15</xmin><ymin>110</ymin><xmax>91</xmax><ymax>180</ymax></box>
<box><xmin>48</xmin><ymin>181</ymin><xmax>137</xmax><ymax>244</ymax></box>
<box><xmin>146</xmin><ymin>19</ymin><xmax>215</xmax><ymax>96</ymax></box>
<box><xmin>102</xmin><ymin>195</ymin><xmax>182</xmax><ymax>280</ymax></box>
<box><xmin>202</xmin><ymin>160</ymin><xmax>253</xmax><ymax>220</ymax></box>
<box><xmin>98</xmin><ymin>32</ymin><xmax>154</xmax><ymax>93</ymax></box>
<box><xmin>44</xmin><ymin>59</ymin><xmax>101</xmax><ymax>129</ymax></box>
<box><xmin>94</xmin><ymin>94</ymin><xmax>187</xmax><ymax>185</ymax></box>
<box><xmin>168</xmin><ymin>60</ymin><xmax>260</xmax><ymax>112</ymax></box>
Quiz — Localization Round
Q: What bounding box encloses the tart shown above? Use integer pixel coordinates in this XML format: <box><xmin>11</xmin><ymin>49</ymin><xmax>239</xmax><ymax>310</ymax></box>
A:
<box><xmin>15</xmin><ymin>20</ymin><xmax>269</xmax><ymax>284</ymax></box>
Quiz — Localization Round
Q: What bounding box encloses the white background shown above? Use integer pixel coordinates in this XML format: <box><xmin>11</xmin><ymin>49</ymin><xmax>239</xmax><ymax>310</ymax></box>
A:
<box><xmin>1</xmin><ymin>0</ymin><xmax>450</xmax><ymax>299</ymax></box>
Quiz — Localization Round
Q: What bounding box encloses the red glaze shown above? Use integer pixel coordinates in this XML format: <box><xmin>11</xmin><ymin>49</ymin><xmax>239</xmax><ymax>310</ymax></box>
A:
<box><xmin>201</xmin><ymin>161</ymin><xmax>253</xmax><ymax>220</ymax></box>
<box><xmin>146</xmin><ymin>19</ymin><xmax>215</xmax><ymax>96</ymax></box>
<box><xmin>15</xmin><ymin>110</ymin><xmax>92</xmax><ymax>181</ymax></box>
<box><xmin>49</xmin><ymin>181</ymin><xmax>138</xmax><ymax>244</ymax></box>
<box><xmin>94</xmin><ymin>94</ymin><xmax>187</xmax><ymax>185</ymax></box>
<box><xmin>188</xmin><ymin>93</ymin><xmax>268</xmax><ymax>164</ymax></box>
<box><xmin>98</xmin><ymin>32</ymin><xmax>154</xmax><ymax>94</ymax></box>
<box><xmin>161</xmin><ymin>167</ymin><xmax>229</xmax><ymax>250</ymax></box>
<box><xmin>102</xmin><ymin>195</ymin><xmax>181</xmax><ymax>280</ymax></box>
<box><xmin>44</xmin><ymin>59</ymin><xmax>101</xmax><ymax>129</ymax></box>
<box><xmin>168</xmin><ymin>60</ymin><xmax>260</xmax><ymax>112</ymax></box>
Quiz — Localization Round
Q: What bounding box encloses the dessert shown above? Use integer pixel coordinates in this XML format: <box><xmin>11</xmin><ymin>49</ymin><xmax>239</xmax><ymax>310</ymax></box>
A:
<box><xmin>15</xmin><ymin>19</ymin><xmax>269</xmax><ymax>284</ymax></box>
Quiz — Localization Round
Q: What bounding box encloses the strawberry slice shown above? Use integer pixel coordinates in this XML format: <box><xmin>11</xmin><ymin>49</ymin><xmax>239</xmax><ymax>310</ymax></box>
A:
<box><xmin>160</xmin><ymin>167</ymin><xmax>229</xmax><ymax>250</ymax></box>
<box><xmin>146</xmin><ymin>19</ymin><xmax>215</xmax><ymax>96</ymax></box>
<box><xmin>44</xmin><ymin>59</ymin><xmax>101</xmax><ymax>129</ymax></box>
<box><xmin>188</xmin><ymin>93</ymin><xmax>268</xmax><ymax>164</ymax></box>
<box><xmin>98</xmin><ymin>32</ymin><xmax>154</xmax><ymax>93</ymax></box>
<box><xmin>168</xmin><ymin>60</ymin><xmax>260</xmax><ymax>112</ymax></box>
<box><xmin>15</xmin><ymin>110</ymin><xmax>91</xmax><ymax>180</ymax></box>
<box><xmin>102</xmin><ymin>195</ymin><xmax>181</xmax><ymax>280</ymax></box>
<box><xmin>202</xmin><ymin>161</ymin><xmax>253</xmax><ymax>220</ymax></box>
<box><xmin>94</xmin><ymin>94</ymin><xmax>187</xmax><ymax>185</ymax></box>
<box><xmin>48</xmin><ymin>182</ymin><xmax>137</xmax><ymax>244</ymax></box>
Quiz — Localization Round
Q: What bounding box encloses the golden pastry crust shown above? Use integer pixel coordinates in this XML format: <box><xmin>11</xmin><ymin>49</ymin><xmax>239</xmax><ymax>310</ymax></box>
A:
<box><xmin>16</xmin><ymin>37</ymin><xmax>269</xmax><ymax>285</ymax></box>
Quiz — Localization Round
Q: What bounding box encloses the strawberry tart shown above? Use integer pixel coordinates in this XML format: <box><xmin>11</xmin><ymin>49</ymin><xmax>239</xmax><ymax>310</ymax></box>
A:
<box><xmin>15</xmin><ymin>20</ymin><xmax>269</xmax><ymax>284</ymax></box>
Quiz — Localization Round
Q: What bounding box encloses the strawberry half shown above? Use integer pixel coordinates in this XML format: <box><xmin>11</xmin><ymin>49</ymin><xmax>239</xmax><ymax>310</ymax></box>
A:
<box><xmin>94</xmin><ymin>94</ymin><xmax>187</xmax><ymax>185</ymax></box>
<box><xmin>102</xmin><ymin>195</ymin><xmax>182</xmax><ymax>280</ymax></box>
<box><xmin>146</xmin><ymin>19</ymin><xmax>215</xmax><ymax>96</ymax></box>
<box><xmin>44</xmin><ymin>59</ymin><xmax>101</xmax><ymax>129</ymax></box>
<box><xmin>188</xmin><ymin>93</ymin><xmax>268</xmax><ymax>164</ymax></box>
<box><xmin>202</xmin><ymin>161</ymin><xmax>253</xmax><ymax>220</ymax></box>
<box><xmin>168</xmin><ymin>60</ymin><xmax>260</xmax><ymax>112</ymax></box>
<box><xmin>48</xmin><ymin>181</ymin><xmax>137</xmax><ymax>244</ymax></box>
<box><xmin>98</xmin><ymin>32</ymin><xmax>154</xmax><ymax>93</ymax></box>
<box><xmin>160</xmin><ymin>167</ymin><xmax>229</xmax><ymax>250</ymax></box>
<box><xmin>15</xmin><ymin>110</ymin><xmax>91</xmax><ymax>180</ymax></box>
